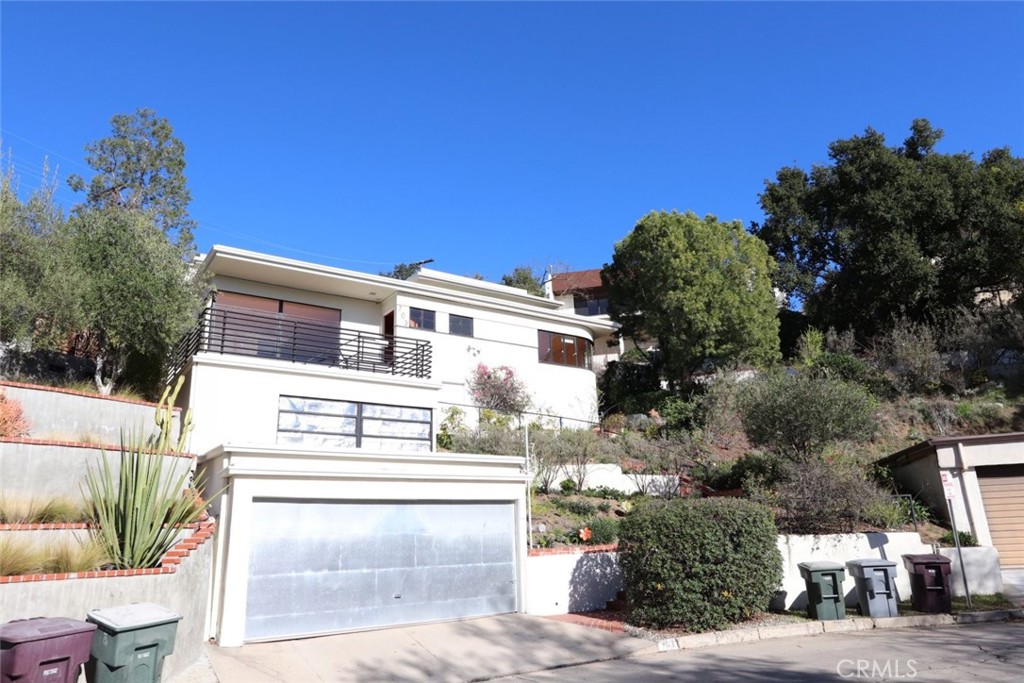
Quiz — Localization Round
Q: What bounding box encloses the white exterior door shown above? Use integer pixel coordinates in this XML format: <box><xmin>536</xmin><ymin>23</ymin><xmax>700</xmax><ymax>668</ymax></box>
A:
<box><xmin>244</xmin><ymin>500</ymin><xmax>517</xmax><ymax>641</ymax></box>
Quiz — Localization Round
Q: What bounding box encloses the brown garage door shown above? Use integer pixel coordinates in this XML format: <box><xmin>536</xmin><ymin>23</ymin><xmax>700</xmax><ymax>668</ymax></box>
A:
<box><xmin>977</xmin><ymin>465</ymin><xmax>1024</xmax><ymax>567</ymax></box>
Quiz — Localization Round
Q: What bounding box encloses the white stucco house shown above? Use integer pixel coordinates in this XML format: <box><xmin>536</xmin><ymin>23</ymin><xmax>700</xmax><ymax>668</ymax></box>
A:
<box><xmin>170</xmin><ymin>246</ymin><xmax>619</xmax><ymax>646</ymax></box>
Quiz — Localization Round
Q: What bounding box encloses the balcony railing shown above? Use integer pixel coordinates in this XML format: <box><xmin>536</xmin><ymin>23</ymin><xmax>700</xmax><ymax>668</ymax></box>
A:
<box><xmin>169</xmin><ymin>306</ymin><xmax>431</xmax><ymax>380</ymax></box>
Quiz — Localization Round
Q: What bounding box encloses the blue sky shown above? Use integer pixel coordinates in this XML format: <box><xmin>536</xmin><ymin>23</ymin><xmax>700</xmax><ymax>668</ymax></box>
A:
<box><xmin>3</xmin><ymin>2</ymin><xmax>1023</xmax><ymax>281</ymax></box>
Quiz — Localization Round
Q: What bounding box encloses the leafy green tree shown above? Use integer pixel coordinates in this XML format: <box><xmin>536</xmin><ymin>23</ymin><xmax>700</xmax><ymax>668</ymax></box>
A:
<box><xmin>602</xmin><ymin>211</ymin><xmax>781</xmax><ymax>388</ymax></box>
<box><xmin>501</xmin><ymin>265</ymin><xmax>544</xmax><ymax>296</ymax></box>
<box><xmin>379</xmin><ymin>262</ymin><xmax>423</xmax><ymax>280</ymax></box>
<box><xmin>68</xmin><ymin>207</ymin><xmax>202</xmax><ymax>395</ymax></box>
<box><xmin>753</xmin><ymin>119</ymin><xmax>1024</xmax><ymax>337</ymax></box>
<box><xmin>0</xmin><ymin>163</ymin><xmax>85</xmax><ymax>347</ymax></box>
<box><xmin>68</xmin><ymin>108</ymin><xmax>196</xmax><ymax>248</ymax></box>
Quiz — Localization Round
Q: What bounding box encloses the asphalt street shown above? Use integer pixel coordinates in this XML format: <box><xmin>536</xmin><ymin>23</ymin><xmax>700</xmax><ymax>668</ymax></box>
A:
<box><xmin>492</xmin><ymin>621</ymin><xmax>1024</xmax><ymax>683</ymax></box>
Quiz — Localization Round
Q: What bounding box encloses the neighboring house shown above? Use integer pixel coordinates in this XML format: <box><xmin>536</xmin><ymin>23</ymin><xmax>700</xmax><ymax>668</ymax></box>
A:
<box><xmin>878</xmin><ymin>433</ymin><xmax>1024</xmax><ymax>568</ymax></box>
<box><xmin>170</xmin><ymin>245</ymin><xmax>618</xmax><ymax>646</ymax></box>
<box><xmin>547</xmin><ymin>268</ymin><xmax>632</xmax><ymax>370</ymax></box>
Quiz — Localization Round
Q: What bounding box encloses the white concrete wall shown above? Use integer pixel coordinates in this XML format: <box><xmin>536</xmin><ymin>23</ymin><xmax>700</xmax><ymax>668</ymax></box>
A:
<box><xmin>546</xmin><ymin>463</ymin><xmax>677</xmax><ymax>496</ymax></box>
<box><xmin>525</xmin><ymin>549</ymin><xmax>622</xmax><ymax>615</ymax></box>
<box><xmin>938</xmin><ymin>546</ymin><xmax>1005</xmax><ymax>596</ymax></box>
<box><xmin>775</xmin><ymin>533</ymin><xmax>932</xmax><ymax>610</ymax></box>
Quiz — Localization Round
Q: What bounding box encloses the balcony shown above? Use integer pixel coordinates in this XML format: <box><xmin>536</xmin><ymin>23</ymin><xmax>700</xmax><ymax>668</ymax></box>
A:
<box><xmin>170</xmin><ymin>306</ymin><xmax>431</xmax><ymax>380</ymax></box>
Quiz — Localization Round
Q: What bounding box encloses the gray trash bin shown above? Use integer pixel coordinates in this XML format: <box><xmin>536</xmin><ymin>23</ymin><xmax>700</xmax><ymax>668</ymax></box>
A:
<box><xmin>86</xmin><ymin>603</ymin><xmax>181</xmax><ymax>683</ymax></box>
<box><xmin>846</xmin><ymin>558</ymin><xmax>899</xmax><ymax>617</ymax></box>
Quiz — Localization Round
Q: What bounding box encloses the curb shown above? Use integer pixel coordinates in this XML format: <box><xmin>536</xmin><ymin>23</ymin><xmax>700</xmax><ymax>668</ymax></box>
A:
<box><xmin>660</xmin><ymin>610</ymin><xmax>1022</xmax><ymax>652</ymax></box>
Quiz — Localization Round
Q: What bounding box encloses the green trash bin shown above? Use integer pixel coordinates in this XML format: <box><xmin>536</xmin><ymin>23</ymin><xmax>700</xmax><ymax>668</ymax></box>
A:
<box><xmin>798</xmin><ymin>561</ymin><xmax>846</xmax><ymax>620</ymax></box>
<box><xmin>85</xmin><ymin>604</ymin><xmax>181</xmax><ymax>683</ymax></box>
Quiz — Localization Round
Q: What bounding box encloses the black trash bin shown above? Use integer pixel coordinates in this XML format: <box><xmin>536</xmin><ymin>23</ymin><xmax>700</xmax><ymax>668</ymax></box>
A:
<box><xmin>798</xmin><ymin>561</ymin><xmax>846</xmax><ymax>620</ymax></box>
<box><xmin>1</xmin><ymin>617</ymin><xmax>97</xmax><ymax>683</ymax></box>
<box><xmin>85</xmin><ymin>603</ymin><xmax>182</xmax><ymax>683</ymax></box>
<box><xmin>901</xmin><ymin>554</ymin><xmax>952</xmax><ymax>613</ymax></box>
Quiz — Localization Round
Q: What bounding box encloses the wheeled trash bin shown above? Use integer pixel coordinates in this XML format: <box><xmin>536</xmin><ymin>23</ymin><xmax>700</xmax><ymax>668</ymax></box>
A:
<box><xmin>798</xmin><ymin>561</ymin><xmax>846</xmax><ymax>620</ymax></box>
<box><xmin>846</xmin><ymin>558</ymin><xmax>899</xmax><ymax>617</ymax></box>
<box><xmin>901</xmin><ymin>554</ymin><xmax>952</xmax><ymax>613</ymax></box>
<box><xmin>85</xmin><ymin>603</ymin><xmax>181</xmax><ymax>683</ymax></box>
<box><xmin>1</xmin><ymin>617</ymin><xmax>97</xmax><ymax>683</ymax></box>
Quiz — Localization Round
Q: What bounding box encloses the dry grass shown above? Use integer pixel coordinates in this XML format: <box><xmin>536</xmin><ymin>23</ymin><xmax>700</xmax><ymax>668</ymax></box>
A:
<box><xmin>0</xmin><ymin>535</ymin><xmax>110</xmax><ymax>576</ymax></box>
<box><xmin>0</xmin><ymin>495</ymin><xmax>91</xmax><ymax>524</ymax></box>
<box><xmin>0</xmin><ymin>536</ymin><xmax>40</xmax><ymax>575</ymax></box>
<box><xmin>40</xmin><ymin>537</ymin><xmax>109</xmax><ymax>573</ymax></box>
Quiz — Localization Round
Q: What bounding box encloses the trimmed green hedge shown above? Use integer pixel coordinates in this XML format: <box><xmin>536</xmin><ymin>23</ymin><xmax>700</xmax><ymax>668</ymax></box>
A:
<box><xmin>618</xmin><ymin>497</ymin><xmax>782</xmax><ymax>631</ymax></box>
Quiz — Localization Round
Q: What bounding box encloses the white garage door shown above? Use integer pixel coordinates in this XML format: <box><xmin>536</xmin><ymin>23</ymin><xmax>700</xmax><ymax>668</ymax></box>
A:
<box><xmin>977</xmin><ymin>465</ymin><xmax>1024</xmax><ymax>568</ymax></box>
<box><xmin>244</xmin><ymin>500</ymin><xmax>517</xmax><ymax>641</ymax></box>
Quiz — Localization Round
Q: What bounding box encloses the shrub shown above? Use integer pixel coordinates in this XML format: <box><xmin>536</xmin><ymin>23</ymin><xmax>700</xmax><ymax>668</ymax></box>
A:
<box><xmin>738</xmin><ymin>372</ymin><xmax>877</xmax><ymax>461</ymax></box>
<box><xmin>584</xmin><ymin>517</ymin><xmax>619</xmax><ymax>544</ymax></box>
<box><xmin>869</xmin><ymin>318</ymin><xmax>946</xmax><ymax>395</ymax></box>
<box><xmin>753</xmin><ymin>458</ymin><xmax>889</xmax><ymax>534</ymax></box>
<box><xmin>618</xmin><ymin>497</ymin><xmax>782</xmax><ymax>631</ymax></box>
<box><xmin>940</xmin><ymin>530</ymin><xmax>978</xmax><ymax>547</ymax></box>
<box><xmin>436</xmin><ymin>406</ymin><xmax>467</xmax><ymax>450</ymax></box>
<box><xmin>559</xmin><ymin>478</ymin><xmax>578</xmax><ymax>495</ymax></box>
<box><xmin>449</xmin><ymin>423</ymin><xmax>523</xmax><ymax>456</ymax></box>
<box><xmin>695</xmin><ymin>452</ymin><xmax>782</xmax><ymax>493</ymax></box>
<box><xmin>0</xmin><ymin>389</ymin><xmax>30</xmax><ymax>438</ymax></box>
<box><xmin>40</xmin><ymin>537</ymin><xmax>109</xmax><ymax>573</ymax></box>
<box><xmin>582</xmin><ymin>486</ymin><xmax>628</xmax><ymax>501</ymax></box>
<box><xmin>469</xmin><ymin>364</ymin><xmax>530</xmax><ymax>415</ymax></box>
<box><xmin>551</xmin><ymin>497</ymin><xmax>596</xmax><ymax>517</ymax></box>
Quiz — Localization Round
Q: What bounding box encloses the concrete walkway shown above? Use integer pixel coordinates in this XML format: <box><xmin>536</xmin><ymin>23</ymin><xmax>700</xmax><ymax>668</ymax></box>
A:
<box><xmin>185</xmin><ymin>614</ymin><xmax>654</xmax><ymax>683</ymax></box>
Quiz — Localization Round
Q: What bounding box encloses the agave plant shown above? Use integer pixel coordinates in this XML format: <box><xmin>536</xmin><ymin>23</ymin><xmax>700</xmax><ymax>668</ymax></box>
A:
<box><xmin>83</xmin><ymin>376</ymin><xmax>211</xmax><ymax>569</ymax></box>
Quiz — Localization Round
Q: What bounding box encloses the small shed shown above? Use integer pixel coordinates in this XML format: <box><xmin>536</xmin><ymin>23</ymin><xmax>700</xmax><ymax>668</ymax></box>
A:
<box><xmin>879</xmin><ymin>433</ymin><xmax>1024</xmax><ymax>568</ymax></box>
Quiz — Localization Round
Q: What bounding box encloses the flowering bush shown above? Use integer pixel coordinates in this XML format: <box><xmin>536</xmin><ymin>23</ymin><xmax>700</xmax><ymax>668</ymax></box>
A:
<box><xmin>469</xmin><ymin>363</ymin><xmax>531</xmax><ymax>415</ymax></box>
<box><xmin>0</xmin><ymin>390</ymin><xmax>30</xmax><ymax>438</ymax></box>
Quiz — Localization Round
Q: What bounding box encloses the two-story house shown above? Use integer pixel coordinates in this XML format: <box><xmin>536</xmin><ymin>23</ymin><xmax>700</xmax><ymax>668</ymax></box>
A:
<box><xmin>171</xmin><ymin>246</ymin><xmax>617</xmax><ymax>645</ymax></box>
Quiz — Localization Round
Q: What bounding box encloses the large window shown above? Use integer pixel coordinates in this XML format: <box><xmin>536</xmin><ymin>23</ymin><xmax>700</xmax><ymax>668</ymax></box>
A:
<box><xmin>538</xmin><ymin>330</ymin><xmax>593</xmax><ymax>369</ymax></box>
<box><xmin>409</xmin><ymin>307</ymin><xmax>436</xmax><ymax>330</ymax></box>
<box><xmin>450</xmin><ymin>314</ymin><xmax>474</xmax><ymax>337</ymax></box>
<box><xmin>277</xmin><ymin>395</ymin><xmax>433</xmax><ymax>452</ymax></box>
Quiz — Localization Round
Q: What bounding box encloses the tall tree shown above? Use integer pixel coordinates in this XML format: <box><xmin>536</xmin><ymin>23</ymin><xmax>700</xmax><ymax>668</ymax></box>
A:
<box><xmin>602</xmin><ymin>211</ymin><xmax>781</xmax><ymax>388</ymax></box>
<box><xmin>0</xmin><ymin>162</ymin><xmax>84</xmax><ymax>347</ymax></box>
<box><xmin>501</xmin><ymin>265</ymin><xmax>544</xmax><ymax>296</ymax></box>
<box><xmin>68</xmin><ymin>206</ymin><xmax>202</xmax><ymax>395</ymax></box>
<box><xmin>753</xmin><ymin>119</ymin><xmax>1024</xmax><ymax>337</ymax></box>
<box><xmin>68</xmin><ymin>108</ymin><xmax>196</xmax><ymax>249</ymax></box>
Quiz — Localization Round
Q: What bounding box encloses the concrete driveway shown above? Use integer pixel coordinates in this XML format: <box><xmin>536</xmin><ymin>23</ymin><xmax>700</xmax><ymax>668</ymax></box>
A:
<box><xmin>199</xmin><ymin>614</ymin><xmax>654</xmax><ymax>683</ymax></box>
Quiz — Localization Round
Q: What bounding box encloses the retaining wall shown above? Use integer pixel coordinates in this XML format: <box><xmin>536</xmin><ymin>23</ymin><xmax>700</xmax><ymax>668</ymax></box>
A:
<box><xmin>525</xmin><ymin>545</ymin><xmax>621</xmax><ymax>616</ymax></box>
<box><xmin>0</xmin><ymin>439</ymin><xmax>195</xmax><ymax>500</ymax></box>
<box><xmin>2</xmin><ymin>381</ymin><xmax>180</xmax><ymax>444</ymax></box>
<box><xmin>939</xmin><ymin>546</ymin><xmax>1005</xmax><ymax>596</ymax></box>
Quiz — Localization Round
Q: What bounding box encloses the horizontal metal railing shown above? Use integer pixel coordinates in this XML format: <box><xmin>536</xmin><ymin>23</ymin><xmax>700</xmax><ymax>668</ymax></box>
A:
<box><xmin>169</xmin><ymin>306</ymin><xmax>431</xmax><ymax>380</ymax></box>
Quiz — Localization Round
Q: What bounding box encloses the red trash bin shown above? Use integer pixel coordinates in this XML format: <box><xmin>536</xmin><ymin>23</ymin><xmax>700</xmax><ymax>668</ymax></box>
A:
<box><xmin>1</xmin><ymin>617</ymin><xmax>97</xmax><ymax>683</ymax></box>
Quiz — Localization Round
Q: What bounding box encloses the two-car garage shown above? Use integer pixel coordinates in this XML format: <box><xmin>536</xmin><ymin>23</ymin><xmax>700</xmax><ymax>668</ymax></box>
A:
<box><xmin>244</xmin><ymin>500</ymin><xmax>517</xmax><ymax>641</ymax></box>
<box><xmin>201</xmin><ymin>445</ymin><xmax>530</xmax><ymax>646</ymax></box>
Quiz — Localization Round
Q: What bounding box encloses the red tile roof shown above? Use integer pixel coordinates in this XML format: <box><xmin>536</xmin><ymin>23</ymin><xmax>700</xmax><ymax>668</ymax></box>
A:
<box><xmin>551</xmin><ymin>269</ymin><xmax>604</xmax><ymax>295</ymax></box>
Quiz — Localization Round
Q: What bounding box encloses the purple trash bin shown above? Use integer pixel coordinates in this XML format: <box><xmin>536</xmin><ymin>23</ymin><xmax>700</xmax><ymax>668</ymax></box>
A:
<box><xmin>1</xmin><ymin>617</ymin><xmax>97</xmax><ymax>683</ymax></box>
